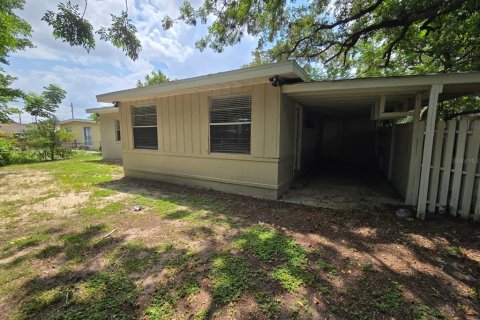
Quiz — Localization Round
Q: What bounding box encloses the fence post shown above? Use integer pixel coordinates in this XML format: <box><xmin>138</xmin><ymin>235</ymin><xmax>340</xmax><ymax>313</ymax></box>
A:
<box><xmin>405</xmin><ymin>93</ymin><xmax>423</xmax><ymax>205</ymax></box>
<box><xmin>417</xmin><ymin>84</ymin><xmax>443</xmax><ymax>219</ymax></box>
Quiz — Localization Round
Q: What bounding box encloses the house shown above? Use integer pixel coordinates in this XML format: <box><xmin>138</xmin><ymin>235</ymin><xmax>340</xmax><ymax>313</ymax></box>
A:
<box><xmin>85</xmin><ymin>106</ymin><xmax>122</xmax><ymax>161</ymax></box>
<box><xmin>96</xmin><ymin>61</ymin><xmax>480</xmax><ymax>220</ymax></box>
<box><xmin>0</xmin><ymin>123</ymin><xmax>28</xmax><ymax>136</ymax></box>
<box><xmin>59</xmin><ymin>119</ymin><xmax>101</xmax><ymax>151</ymax></box>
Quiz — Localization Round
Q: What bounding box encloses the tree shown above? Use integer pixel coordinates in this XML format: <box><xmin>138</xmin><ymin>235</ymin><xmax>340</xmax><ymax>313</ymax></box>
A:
<box><xmin>24</xmin><ymin>84</ymin><xmax>67</xmax><ymax>122</ymax></box>
<box><xmin>0</xmin><ymin>0</ymin><xmax>32</xmax><ymax>65</ymax></box>
<box><xmin>0</xmin><ymin>0</ymin><xmax>32</xmax><ymax>122</ymax></box>
<box><xmin>136</xmin><ymin>70</ymin><xmax>170</xmax><ymax>87</ymax></box>
<box><xmin>165</xmin><ymin>0</ymin><xmax>480</xmax><ymax>76</ymax></box>
<box><xmin>25</xmin><ymin>118</ymin><xmax>74</xmax><ymax>161</ymax></box>
<box><xmin>88</xmin><ymin>112</ymin><xmax>99</xmax><ymax>121</ymax></box>
<box><xmin>1</xmin><ymin>0</ymin><xmax>141</xmax><ymax>63</ymax></box>
<box><xmin>0</xmin><ymin>73</ymin><xmax>24</xmax><ymax>123</ymax></box>
<box><xmin>42</xmin><ymin>1</ymin><xmax>141</xmax><ymax>60</ymax></box>
<box><xmin>43</xmin><ymin>84</ymin><xmax>67</xmax><ymax>111</ymax></box>
<box><xmin>7</xmin><ymin>107</ymin><xmax>22</xmax><ymax>123</ymax></box>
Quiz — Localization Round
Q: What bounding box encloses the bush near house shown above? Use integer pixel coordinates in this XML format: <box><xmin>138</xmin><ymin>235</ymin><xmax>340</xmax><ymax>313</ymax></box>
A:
<box><xmin>0</xmin><ymin>135</ymin><xmax>14</xmax><ymax>166</ymax></box>
<box><xmin>0</xmin><ymin>119</ymin><xmax>75</xmax><ymax>166</ymax></box>
<box><xmin>25</xmin><ymin>119</ymin><xmax>74</xmax><ymax>161</ymax></box>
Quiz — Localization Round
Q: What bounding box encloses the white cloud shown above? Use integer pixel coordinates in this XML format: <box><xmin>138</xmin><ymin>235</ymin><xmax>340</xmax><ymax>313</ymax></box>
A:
<box><xmin>6</xmin><ymin>0</ymin><xmax>258</xmax><ymax>122</ymax></box>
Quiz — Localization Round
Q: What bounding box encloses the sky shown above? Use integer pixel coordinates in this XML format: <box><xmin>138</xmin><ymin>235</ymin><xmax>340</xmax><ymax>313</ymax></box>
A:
<box><xmin>5</xmin><ymin>0</ymin><xmax>258</xmax><ymax>123</ymax></box>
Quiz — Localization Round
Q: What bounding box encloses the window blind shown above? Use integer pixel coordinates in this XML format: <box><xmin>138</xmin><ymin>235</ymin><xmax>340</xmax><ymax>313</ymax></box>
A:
<box><xmin>210</xmin><ymin>95</ymin><xmax>251</xmax><ymax>154</ymax></box>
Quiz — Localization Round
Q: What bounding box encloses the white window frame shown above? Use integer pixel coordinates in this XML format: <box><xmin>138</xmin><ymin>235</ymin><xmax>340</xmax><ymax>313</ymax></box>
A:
<box><xmin>114</xmin><ymin>119</ymin><xmax>121</xmax><ymax>142</ymax></box>
<box><xmin>131</xmin><ymin>105</ymin><xmax>158</xmax><ymax>150</ymax></box>
<box><xmin>83</xmin><ymin>127</ymin><xmax>92</xmax><ymax>146</ymax></box>
<box><xmin>209</xmin><ymin>95</ymin><xmax>252</xmax><ymax>154</ymax></box>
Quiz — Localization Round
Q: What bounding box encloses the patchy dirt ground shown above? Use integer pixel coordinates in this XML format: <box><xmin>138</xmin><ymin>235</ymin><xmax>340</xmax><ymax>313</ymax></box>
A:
<box><xmin>0</xmin><ymin>153</ymin><xmax>479</xmax><ymax>320</ymax></box>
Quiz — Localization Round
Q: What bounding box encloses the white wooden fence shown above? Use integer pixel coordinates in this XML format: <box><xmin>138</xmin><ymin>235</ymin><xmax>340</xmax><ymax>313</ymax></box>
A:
<box><xmin>409</xmin><ymin>119</ymin><xmax>480</xmax><ymax>220</ymax></box>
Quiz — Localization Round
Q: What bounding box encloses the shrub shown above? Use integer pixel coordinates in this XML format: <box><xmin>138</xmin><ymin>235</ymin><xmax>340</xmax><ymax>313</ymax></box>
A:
<box><xmin>25</xmin><ymin>119</ymin><xmax>74</xmax><ymax>161</ymax></box>
<box><xmin>0</xmin><ymin>137</ymin><xmax>14</xmax><ymax>166</ymax></box>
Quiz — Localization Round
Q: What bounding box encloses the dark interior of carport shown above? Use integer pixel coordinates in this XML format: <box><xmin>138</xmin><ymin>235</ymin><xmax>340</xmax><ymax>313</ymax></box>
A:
<box><xmin>281</xmin><ymin>89</ymin><xmax>417</xmax><ymax>209</ymax></box>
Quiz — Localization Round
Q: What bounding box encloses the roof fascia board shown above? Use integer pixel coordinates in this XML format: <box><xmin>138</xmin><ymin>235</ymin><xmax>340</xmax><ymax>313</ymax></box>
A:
<box><xmin>97</xmin><ymin>61</ymin><xmax>305</xmax><ymax>103</ymax></box>
<box><xmin>59</xmin><ymin>119</ymin><xmax>96</xmax><ymax>124</ymax></box>
<box><xmin>282</xmin><ymin>72</ymin><xmax>480</xmax><ymax>95</ymax></box>
<box><xmin>86</xmin><ymin>107</ymin><xmax>117</xmax><ymax>114</ymax></box>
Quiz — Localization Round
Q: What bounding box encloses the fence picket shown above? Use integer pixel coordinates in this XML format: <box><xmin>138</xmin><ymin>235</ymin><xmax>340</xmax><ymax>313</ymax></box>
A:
<box><xmin>438</xmin><ymin>120</ymin><xmax>456</xmax><ymax>213</ymax></box>
<box><xmin>460</xmin><ymin>121</ymin><xmax>480</xmax><ymax>218</ymax></box>
<box><xmin>475</xmin><ymin>186</ymin><xmax>480</xmax><ymax>221</ymax></box>
<box><xmin>450</xmin><ymin>120</ymin><xmax>469</xmax><ymax>216</ymax></box>
<box><xmin>412</xmin><ymin>122</ymin><xmax>426</xmax><ymax>205</ymax></box>
<box><xmin>428</xmin><ymin>121</ymin><xmax>445</xmax><ymax>213</ymax></box>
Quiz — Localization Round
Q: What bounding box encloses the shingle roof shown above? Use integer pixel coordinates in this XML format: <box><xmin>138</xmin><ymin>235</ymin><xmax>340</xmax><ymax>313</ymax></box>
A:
<box><xmin>0</xmin><ymin>123</ymin><xmax>28</xmax><ymax>134</ymax></box>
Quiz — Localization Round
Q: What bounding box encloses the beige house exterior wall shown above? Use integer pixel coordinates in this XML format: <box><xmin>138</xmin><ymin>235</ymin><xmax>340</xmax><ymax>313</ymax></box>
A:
<box><xmin>118</xmin><ymin>83</ymin><xmax>292</xmax><ymax>199</ymax></box>
<box><xmin>98</xmin><ymin>113</ymin><xmax>122</xmax><ymax>160</ymax></box>
<box><xmin>60</xmin><ymin>121</ymin><xmax>101</xmax><ymax>151</ymax></box>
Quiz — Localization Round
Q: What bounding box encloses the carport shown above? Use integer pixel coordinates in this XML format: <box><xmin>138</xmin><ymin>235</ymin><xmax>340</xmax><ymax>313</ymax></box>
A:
<box><xmin>279</xmin><ymin>72</ymin><xmax>480</xmax><ymax>217</ymax></box>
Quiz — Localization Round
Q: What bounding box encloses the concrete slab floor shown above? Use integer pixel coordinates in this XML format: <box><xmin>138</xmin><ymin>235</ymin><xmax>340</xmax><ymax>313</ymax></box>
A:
<box><xmin>280</xmin><ymin>166</ymin><xmax>403</xmax><ymax>210</ymax></box>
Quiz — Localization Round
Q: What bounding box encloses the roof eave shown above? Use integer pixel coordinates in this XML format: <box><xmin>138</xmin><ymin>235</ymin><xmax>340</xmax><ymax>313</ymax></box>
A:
<box><xmin>97</xmin><ymin>61</ymin><xmax>307</xmax><ymax>103</ymax></box>
<box><xmin>282</xmin><ymin>72</ymin><xmax>480</xmax><ymax>95</ymax></box>
<box><xmin>86</xmin><ymin>107</ymin><xmax>117</xmax><ymax>114</ymax></box>
<box><xmin>59</xmin><ymin>119</ymin><xmax>96</xmax><ymax>124</ymax></box>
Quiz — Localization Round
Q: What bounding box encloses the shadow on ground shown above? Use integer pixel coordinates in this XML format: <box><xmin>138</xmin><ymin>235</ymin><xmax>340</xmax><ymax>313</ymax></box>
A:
<box><xmin>4</xmin><ymin>176</ymin><xmax>479</xmax><ymax>319</ymax></box>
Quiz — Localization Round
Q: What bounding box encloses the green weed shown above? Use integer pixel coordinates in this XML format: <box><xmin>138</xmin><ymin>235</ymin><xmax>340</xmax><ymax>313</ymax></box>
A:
<box><xmin>233</xmin><ymin>225</ymin><xmax>307</xmax><ymax>266</ymax></box>
<box><xmin>210</xmin><ymin>253</ymin><xmax>257</xmax><ymax>304</ymax></box>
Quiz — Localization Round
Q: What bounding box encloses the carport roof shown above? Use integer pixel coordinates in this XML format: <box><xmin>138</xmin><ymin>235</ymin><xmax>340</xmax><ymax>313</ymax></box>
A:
<box><xmin>283</xmin><ymin>72</ymin><xmax>480</xmax><ymax>112</ymax></box>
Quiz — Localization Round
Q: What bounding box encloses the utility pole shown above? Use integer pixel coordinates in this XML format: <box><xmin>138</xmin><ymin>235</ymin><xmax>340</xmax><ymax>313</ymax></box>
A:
<box><xmin>71</xmin><ymin>102</ymin><xmax>74</xmax><ymax>120</ymax></box>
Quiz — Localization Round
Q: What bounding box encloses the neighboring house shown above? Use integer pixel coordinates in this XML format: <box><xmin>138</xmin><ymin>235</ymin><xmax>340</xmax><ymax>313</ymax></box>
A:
<box><xmin>59</xmin><ymin>119</ymin><xmax>101</xmax><ymax>151</ymax></box>
<box><xmin>0</xmin><ymin>123</ymin><xmax>28</xmax><ymax>136</ymax></box>
<box><xmin>86</xmin><ymin>106</ymin><xmax>122</xmax><ymax>161</ymax></box>
<box><xmin>96</xmin><ymin>61</ymin><xmax>480</xmax><ymax>220</ymax></box>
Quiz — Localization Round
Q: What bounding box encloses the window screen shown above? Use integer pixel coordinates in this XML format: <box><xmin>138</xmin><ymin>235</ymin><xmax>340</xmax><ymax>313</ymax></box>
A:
<box><xmin>210</xmin><ymin>95</ymin><xmax>251</xmax><ymax>154</ymax></box>
<box><xmin>132</xmin><ymin>106</ymin><xmax>158</xmax><ymax>149</ymax></box>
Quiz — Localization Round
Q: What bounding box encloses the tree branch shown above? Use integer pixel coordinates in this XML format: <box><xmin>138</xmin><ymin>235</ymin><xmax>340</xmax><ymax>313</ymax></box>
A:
<box><xmin>81</xmin><ymin>0</ymin><xmax>88</xmax><ymax>20</ymax></box>
<box><xmin>382</xmin><ymin>25</ymin><xmax>410</xmax><ymax>67</ymax></box>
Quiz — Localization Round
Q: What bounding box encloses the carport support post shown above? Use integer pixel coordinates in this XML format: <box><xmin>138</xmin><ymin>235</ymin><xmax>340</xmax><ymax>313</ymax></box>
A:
<box><xmin>416</xmin><ymin>84</ymin><xmax>443</xmax><ymax>219</ymax></box>
<box><xmin>405</xmin><ymin>93</ymin><xmax>423</xmax><ymax>205</ymax></box>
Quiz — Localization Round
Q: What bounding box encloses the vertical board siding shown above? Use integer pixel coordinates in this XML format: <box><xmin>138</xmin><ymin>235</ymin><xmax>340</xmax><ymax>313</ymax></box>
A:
<box><xmin>416</xmin><ymin>119</ymin><xmax>480</xmax><ymax>220</ymax></box>
<box><xmin>120</xmin><ymin>102</ymin><xmax>130</xmax><ymax>151</ymax></box>
<box><xmin>168</xmin><ymin>96</ymin><xmax>177</xmax><ymax>153</ymax></box>
<box><xmin>184</xmin><ymin>94</ymin><xmax>193</xmax><ymax>154</ymax></box>
<box><xmin>156</xmin><ymin>103</ymin><xmax>164</xmax><ymax>152</ymax></box>
<box><xmin>162</xmin><ymin>97</ymin><xmax>171</xmax><ymax>152</ymax></box>
<box><xmin>251</xmin><ymin>84</ymin><xmax>266</xmax><ymax>157</ymax></box>
<box><xmin>176</xmin><ymin>95</ymin><xmax>185</xmax><ymax>153</ymax></box>
<box><xmin>191</xmin><ymin>92</ymin><xmax>201</xmax><ymax>154</ymax></box>
<box><xmin>264</xmin><ymin>84</ymin><xmax>279</xmax><ymax>158</ymax></box>
<box><xmin>199</xmin><ymin>91</ymin><xmax>209</xmax><ymax>154</ymax></box>
<box><xmin>125</xmin><ymin>83</ymin><xmax>281</xmax><ymax>160</ymax></box>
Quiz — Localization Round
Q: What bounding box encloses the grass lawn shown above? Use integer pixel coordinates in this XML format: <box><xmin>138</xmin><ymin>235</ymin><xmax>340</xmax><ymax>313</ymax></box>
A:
<box><xmin>0</xmin><ymin>151</ymin><xmax>479</xmax><ymax>319</ymax></box>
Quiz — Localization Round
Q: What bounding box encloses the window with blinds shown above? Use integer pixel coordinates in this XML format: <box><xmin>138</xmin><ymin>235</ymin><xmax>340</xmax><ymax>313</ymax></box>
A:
<box><xmin>210</xmin><ymin>95</ymin><xmax>251</xmax><ymax>154</ymax></box>
<box><xmin>132</xmin><ymin>106</ymin><xmax>158</xmax><ymax>149</ymax></box>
